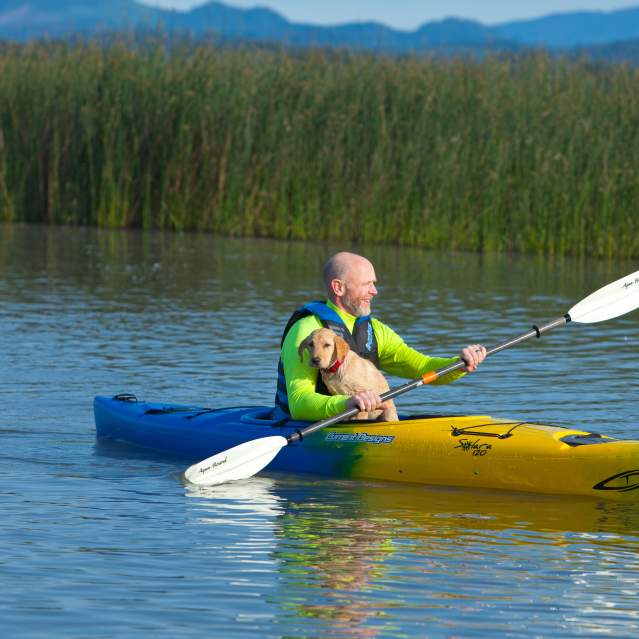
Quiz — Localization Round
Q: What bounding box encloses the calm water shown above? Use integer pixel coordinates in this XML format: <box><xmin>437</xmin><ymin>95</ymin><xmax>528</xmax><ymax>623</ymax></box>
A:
<box><xmin>1</xmin><ymin>223</ymin><xmax>638</xmax><ymax>638</ymax></box>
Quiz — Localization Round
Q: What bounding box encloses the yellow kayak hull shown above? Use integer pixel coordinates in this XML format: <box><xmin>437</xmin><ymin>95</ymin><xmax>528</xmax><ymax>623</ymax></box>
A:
<box><xmin>320</xmin><ymin>415</ymin><xmax>639</xmax><ymax>500</ymax></box>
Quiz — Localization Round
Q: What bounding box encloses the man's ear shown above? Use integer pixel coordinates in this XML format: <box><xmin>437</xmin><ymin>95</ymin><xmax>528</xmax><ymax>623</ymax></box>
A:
<box><xmin>334</xmin><ymin>335</ymin><xmax>349</xmax><ymax>362</ymax></box>
<box><xmin>330</xmin><ymin>278</ymin><xmax>345</xmax><ymax>298</ymax></box>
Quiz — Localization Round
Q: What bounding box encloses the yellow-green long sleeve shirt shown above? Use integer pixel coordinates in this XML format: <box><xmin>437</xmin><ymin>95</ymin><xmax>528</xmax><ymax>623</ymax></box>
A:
<box><xmin>280</xmin><ymin>301</ymin><xmax>465</xmax><ymax>421</ymax></box>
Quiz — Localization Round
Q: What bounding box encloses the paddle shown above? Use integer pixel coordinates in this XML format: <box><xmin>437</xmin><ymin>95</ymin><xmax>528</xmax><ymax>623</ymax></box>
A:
<box><xmin>184</xmin><ymin>270</ymin><xmax>639</xmax><ymax>486</ymax></box>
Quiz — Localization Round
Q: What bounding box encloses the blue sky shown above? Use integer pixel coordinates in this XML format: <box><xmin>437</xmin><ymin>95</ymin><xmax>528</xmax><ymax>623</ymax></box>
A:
<box><xmin>138</xmin><ymin>1</ymin><xmax>639</xmax><ymax>30</ymax></box>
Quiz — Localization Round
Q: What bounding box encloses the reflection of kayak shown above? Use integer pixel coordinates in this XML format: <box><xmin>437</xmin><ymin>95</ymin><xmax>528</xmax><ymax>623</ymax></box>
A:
<box><xmin>94</xmin><ymin>394</ymin><xmax>639</xmax><ymax>500</ymax></box>
<box><xmin>187</xmin><ymin>473</ymin><xmax>638</xmax><ymax>537</ymax></box>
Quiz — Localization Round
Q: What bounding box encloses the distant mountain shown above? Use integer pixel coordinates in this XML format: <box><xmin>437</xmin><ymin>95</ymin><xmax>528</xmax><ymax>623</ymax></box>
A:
<box><xmin>2</xmin><ymin>0</ymin><xmax>639</xmax><ymax>61</ymax></box>
<box><xmin>495</xmin><ymin>7</ymin><xmax>639</xmax><ymax>48</ymax></box>
<box><xmin>0</xmin><ymin>0</ymin><xmax>154</xmax><ymax>41</ymax></box>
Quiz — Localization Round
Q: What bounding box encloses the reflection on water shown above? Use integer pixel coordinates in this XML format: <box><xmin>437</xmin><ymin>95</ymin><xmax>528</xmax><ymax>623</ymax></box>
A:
<box><xmin>184</xmin><ymin>477</ymin><xmax>286</xmax><ymax>522</ymax></box>
<box><xmin>185</xmin><ymin>473</ymin><xmax>639</xmax><ymax>638</ymax></box>
<box><xmin>2</xmin><ymin>223</ymin><xmax>639</xmax><ymax>638</ymax></box>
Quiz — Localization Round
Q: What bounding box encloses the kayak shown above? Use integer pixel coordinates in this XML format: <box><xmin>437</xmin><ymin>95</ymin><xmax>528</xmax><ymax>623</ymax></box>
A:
<box><xmin>94</xmin><ymin>393</ymin><xmax>639</xmax><ymax>500</ymax></box>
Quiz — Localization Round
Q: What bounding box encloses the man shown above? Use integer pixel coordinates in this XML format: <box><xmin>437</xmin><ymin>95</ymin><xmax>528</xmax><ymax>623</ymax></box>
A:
<box><xmin>274</xmin><ymin>251</ymin><xmax>487</xmax><ymax>421</ymax></box>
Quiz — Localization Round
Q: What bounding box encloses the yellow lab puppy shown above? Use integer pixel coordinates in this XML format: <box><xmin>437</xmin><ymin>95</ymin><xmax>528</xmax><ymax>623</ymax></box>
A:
<box><xmin>298</xmin><ymin>327</ymin><xmax>399</xmax><ymax>422</ymax></box>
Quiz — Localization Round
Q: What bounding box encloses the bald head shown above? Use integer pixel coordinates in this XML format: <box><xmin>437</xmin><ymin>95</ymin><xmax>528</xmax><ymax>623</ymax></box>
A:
<box><xmin>323</xmin><ymin>252</ymin><xmax>373</xmax><ymax>291</ymax></box>
<box><xmin>323</xmin><ymin>252</ymin><xmax>378</xmax><ymax>317</ymax></box>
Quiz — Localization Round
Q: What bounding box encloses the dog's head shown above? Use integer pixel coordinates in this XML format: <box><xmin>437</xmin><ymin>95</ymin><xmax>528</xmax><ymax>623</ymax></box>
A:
<box><xmin>298</xmin><ymin>328</ymin><xmax>350</xmax><ymax>370</ymax></box>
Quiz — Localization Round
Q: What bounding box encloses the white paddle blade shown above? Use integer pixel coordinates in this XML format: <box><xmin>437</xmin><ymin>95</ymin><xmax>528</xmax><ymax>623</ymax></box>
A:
<box><xmin>184</xmin><ymin>436</ymin><xmax>287</xmax><ymax>486</ymax></box>
<box><xmin>569</xmin><ymin>270</ymin><xmax>639</xmax><ymax>323</ymax></box>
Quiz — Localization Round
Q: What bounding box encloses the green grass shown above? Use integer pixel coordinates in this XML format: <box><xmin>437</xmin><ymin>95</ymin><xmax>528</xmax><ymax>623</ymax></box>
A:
<box><xmin>0</xmin><ymin>38</ymin><xmax>638</xmax><ymax>257</ymax></box>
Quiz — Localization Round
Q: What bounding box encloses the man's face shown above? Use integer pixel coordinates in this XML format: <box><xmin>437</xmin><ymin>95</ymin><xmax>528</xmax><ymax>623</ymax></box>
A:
<box><xmin>340</xmin><ymin>261</ymin><xmax>378</xmax><ymax>317</ymax></box>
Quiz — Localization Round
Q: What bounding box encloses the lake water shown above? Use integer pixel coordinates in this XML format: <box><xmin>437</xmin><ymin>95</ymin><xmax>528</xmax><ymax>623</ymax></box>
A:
<box><xmin>1</xmin><ymin>223</ymin><xmax>638</xmax><ymax>638</ymax></box>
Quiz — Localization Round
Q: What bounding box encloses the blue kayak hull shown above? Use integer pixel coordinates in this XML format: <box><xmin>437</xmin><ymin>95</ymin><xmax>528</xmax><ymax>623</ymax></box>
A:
<box><xmin>94</xmin><ymin>395</ymin><xmax>363</xmax><ymax>477</ymax></box>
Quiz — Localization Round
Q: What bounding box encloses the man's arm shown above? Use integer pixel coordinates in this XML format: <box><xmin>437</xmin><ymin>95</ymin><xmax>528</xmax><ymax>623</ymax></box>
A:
<box><xmin>374</xmin><ymin>319</ymin><xmax>467</xmax><ymax>383</ymax></box>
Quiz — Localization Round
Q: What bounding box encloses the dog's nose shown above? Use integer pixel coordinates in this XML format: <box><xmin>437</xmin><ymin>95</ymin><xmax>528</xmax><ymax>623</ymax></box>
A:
<box><xmin>311</xmin><ymin>357</ymin><xmax>320</xmax><ymax>366</ymax></box>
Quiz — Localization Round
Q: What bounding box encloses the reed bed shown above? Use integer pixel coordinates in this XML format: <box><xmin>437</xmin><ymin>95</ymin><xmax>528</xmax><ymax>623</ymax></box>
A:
<box><xmin>0</xmin><ymin>38</ymin><xmax>638</xmax><ymax>257</ymax></box>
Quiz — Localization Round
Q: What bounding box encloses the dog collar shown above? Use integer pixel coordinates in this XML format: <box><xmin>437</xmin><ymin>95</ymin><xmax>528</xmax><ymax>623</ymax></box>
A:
<box><xmin>326</xmin><ymin>359</ymin><xmax>342</xmax><ymax>373</ymax></box>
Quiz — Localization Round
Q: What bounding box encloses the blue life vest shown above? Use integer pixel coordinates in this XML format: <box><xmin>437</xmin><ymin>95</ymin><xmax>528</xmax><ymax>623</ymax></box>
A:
<box><xmin>273</xmin><ymin>301</ymin><xmax>380</xmax><ymax>418</ymax></box>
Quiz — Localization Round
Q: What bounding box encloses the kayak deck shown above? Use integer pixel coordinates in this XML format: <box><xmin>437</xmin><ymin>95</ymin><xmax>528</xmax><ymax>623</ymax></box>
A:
<box><xmin>94</xmin><ymin>394</ymin><xmax>639</xmax><ymax>500</ymax></box>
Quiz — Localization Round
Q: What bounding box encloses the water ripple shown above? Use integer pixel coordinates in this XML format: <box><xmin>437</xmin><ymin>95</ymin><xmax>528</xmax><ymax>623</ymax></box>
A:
<box><xmin>1</xmin><ymin>225</ymin><xmax>639</xmax><ymax>638</ymax></box>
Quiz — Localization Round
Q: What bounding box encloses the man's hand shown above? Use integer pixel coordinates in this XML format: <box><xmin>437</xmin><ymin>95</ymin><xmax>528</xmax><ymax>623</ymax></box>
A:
<box><xmin>346</xmin><ymin>390</ymin><xmax>384</xmax><ymax>413</ymax></box>
<box><xmin>460</xmin><ymin>344</ymin><xmax>487</xmax><ymax>372</ymax></box>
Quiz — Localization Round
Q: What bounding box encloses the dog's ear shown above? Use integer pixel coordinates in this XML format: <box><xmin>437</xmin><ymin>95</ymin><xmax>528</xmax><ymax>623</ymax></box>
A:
<box><xmin>334</xmin><ymin>334</ymin><xmax>350</xmax><ymax>362</ymax></box>
<box><xmin>298</xmin><ymin>334</ymin><xmax>312</xmax><ymax>363</ymax></box>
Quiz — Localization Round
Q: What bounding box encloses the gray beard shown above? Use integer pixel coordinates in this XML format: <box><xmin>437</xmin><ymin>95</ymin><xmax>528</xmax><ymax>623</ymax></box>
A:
<box><xmin>343</xmin><ymin>297</ymin><xmax>371</xmax><ymax>317</ymax></box>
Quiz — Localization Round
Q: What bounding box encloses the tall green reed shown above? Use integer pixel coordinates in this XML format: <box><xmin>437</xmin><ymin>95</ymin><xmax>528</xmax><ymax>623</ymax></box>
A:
<box><xmin>0</xmin><ymin>38</ymin><xmax>637</xmax><ymax>257</ymax></box>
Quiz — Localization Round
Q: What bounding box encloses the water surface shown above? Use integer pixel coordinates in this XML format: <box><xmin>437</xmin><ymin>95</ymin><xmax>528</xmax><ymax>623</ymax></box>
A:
<box><xmin>1</xmin><ymin>224</ymin><xmax>638</xmax><ymax>638</ymax></box>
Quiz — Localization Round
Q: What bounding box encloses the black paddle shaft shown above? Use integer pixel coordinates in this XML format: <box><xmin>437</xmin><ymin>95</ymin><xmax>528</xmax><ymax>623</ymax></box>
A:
<box><xmin>287</xmin><ymin>314</ymin><xmax>571</xmax><ymax>445</ymax></box>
